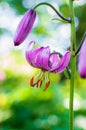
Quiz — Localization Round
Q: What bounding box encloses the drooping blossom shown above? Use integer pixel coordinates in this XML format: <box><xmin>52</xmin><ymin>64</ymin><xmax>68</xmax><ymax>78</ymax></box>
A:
<box><xmin>14</xmin><ymin>9</ymin><xmax>36</xmax><ymax>46</ymax></box>
<box><xmin>78</xmin><ymin>37</ymin><xmax>86</xmax><ymax>78</ymax></box>
<box><xmin>25</xmin><ymin>41</ymin><xmax>71</xmax><ymax>91</ymax></box>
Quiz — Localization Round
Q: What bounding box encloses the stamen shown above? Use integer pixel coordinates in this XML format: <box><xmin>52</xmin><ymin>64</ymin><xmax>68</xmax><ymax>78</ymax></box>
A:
<box><xmin>30</xmin><ymin>70</ymin><xmax>50</xmax><ymax>91</ymax></box>
<box><xmin>39</xmin><ymin>80</ymin><xmax>43</xmax><ymax>87</ymax></box>
<box><xmin>44</xmin><ymin>81</ymin><xmax>50</xmax><ymax>91</ymax></box>
<box><xmin>29</xmin><ymin>70</ymin><xmax>45</xmax><ymax>88</ymax></box>
<box><xmin>44</xmin><ymin>71</ymin><xmax>50</xmax><ymax>91</ymax></box>
<box><xmin>36</xmin><ymin>79</ymin><xmax>40</xmax><ymax>88</ymax></box>
<box><xmin>30</xmin><ymin>77</ymin><xmax>34</xmax><ymax>87</ymax></box>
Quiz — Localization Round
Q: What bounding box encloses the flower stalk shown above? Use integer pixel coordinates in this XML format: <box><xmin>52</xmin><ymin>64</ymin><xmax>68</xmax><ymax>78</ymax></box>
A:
<box><xmin>69</xmin><ymin>0</ymin><xmax>76</xmax><ymax>130</ymax></box>
<box><xmin>34</xmin><ymin>2</ymin><xmax>71</xmax><ymax>23</ymax></box>
<box><xmin>75</xmin><ymin>32</ymin><xmax>86</xmax><ymax>56</ymax></box>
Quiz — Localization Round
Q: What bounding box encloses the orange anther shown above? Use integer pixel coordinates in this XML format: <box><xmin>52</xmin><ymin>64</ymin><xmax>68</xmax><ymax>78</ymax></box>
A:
<box><xmin>44</xmin><ymin>81</ymin><xmax>50</xmax><ymax>91</ymax></box>
<box><xmin>30</xmin><ymin>77</ymin><xmax>34</xmax><ymax>87</ymax></box>
<box><xmin>36</xmin><ymin>79</ymin><xmax>40</xmax><ymax>88</ymax></box>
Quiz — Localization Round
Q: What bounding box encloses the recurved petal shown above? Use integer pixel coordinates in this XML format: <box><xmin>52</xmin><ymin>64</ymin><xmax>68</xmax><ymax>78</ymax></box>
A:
<box><xmin>35</xmin><ymin>46</ymin><xmax>50</xmax><ymax>70</ymax></box>
<box><xmin>49</xmin><ymin>54</ymin><xmax>60</xmax><ymax>69</ymax></box>
<box><xmin>51</xmin><ymin>51</ymin><xmax>71</xmax><ymax>73</ymax></box>
<box><xmin>25</xmin><ymin>41</ymin><xmax>43</xmax><ymax>67</ymax></box>
<box><xmin>14</xmin><ymin>9</ymin><xmax>36</xmax><ymax>46</ymax></box>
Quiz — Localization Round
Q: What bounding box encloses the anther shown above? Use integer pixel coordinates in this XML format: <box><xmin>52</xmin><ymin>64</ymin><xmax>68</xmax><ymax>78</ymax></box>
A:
<box><xmin>30</xmin><ymin>77</ymin><xmax>34</xmax><ymax>86</ymax></box>
<box><xmin>44</xmin><ymin>81</ymin><xmax>50</xmax><ymax>91</ymax></box>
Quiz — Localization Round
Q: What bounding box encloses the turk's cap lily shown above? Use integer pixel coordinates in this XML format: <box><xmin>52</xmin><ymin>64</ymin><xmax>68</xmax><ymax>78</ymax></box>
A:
<box><xmin>78</xmin><ymin>37</ymin><xmax>86</xmax><ymax>78</ymax></box>
<box><xmin>25</xmin><ymin>41</ymin><xmax>71</xmax><ymax>91</ymax></box>
<box><xmin>14</xmin><ymin>9</ymin><xmax>36</xmax><ymax>46</ymax></box>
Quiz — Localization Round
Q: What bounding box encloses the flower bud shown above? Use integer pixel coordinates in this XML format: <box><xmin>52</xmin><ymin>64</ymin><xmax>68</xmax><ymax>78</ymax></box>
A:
<box><xmin>14</xmin><ymin>9</ymin><xmax>36</xmax><ymax>46</ymax></box>
<box><xmin>78</xmin><ymin>38</ymin><xmax>86</xmax><ymax>78</ymax></box>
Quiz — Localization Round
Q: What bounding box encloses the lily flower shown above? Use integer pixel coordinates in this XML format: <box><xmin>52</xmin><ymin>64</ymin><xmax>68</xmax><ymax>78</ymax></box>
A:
<box><xmin>78</xmin><ymin>38</ymin><xmax>86</xmax><ymax>78</ymax></box>
<box><xmin>25</xmin><ymin>41</ymin><xmax>71</xmax><ymax>91</ymax></box>
<box><xmin>14</xmin><ymin>9</ymin><xmax>36</xmax><ymax>46</ymax></box>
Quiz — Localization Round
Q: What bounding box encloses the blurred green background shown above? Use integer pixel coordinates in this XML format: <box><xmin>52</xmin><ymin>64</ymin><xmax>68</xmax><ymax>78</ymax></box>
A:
<box><xmin>0</xmin><ymin>0</ymin><xmax>86</xmax><ymax>130</ymax></box>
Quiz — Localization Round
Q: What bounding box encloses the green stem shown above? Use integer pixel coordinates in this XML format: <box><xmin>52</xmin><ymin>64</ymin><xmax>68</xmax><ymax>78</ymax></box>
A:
<box><xmin>34</xmin><ymin>2</ymin><xmax>71</xmax><ymax>23</ymax></box>
<box><xmin>69</xmin><ymin>0</ymin><xmax>76</xmax><ymax>130</ymax></box>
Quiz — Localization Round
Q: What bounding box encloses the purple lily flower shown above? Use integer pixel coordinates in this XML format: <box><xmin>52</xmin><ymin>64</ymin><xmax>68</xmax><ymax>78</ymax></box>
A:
<box><xmin>25</xmin><ymin>41</ymin><xmax>71</xmax><ymax>91</ymax></box>
<box><xmin>14</xmin><ymin>9</ymin><xmax>36</xmax><ymax>46</ymax></box>
<box><xmin>78</xmin><ymin>38</ymin><xmax>86</xmax><ymax>78</ymax></box>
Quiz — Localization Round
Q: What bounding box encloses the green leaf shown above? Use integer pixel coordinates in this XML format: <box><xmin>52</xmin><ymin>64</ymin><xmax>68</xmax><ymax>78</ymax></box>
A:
<box><xmin>52</xmin><ymin>18</ymin><xmax>69</xmax><ymax>23</ymax></box>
